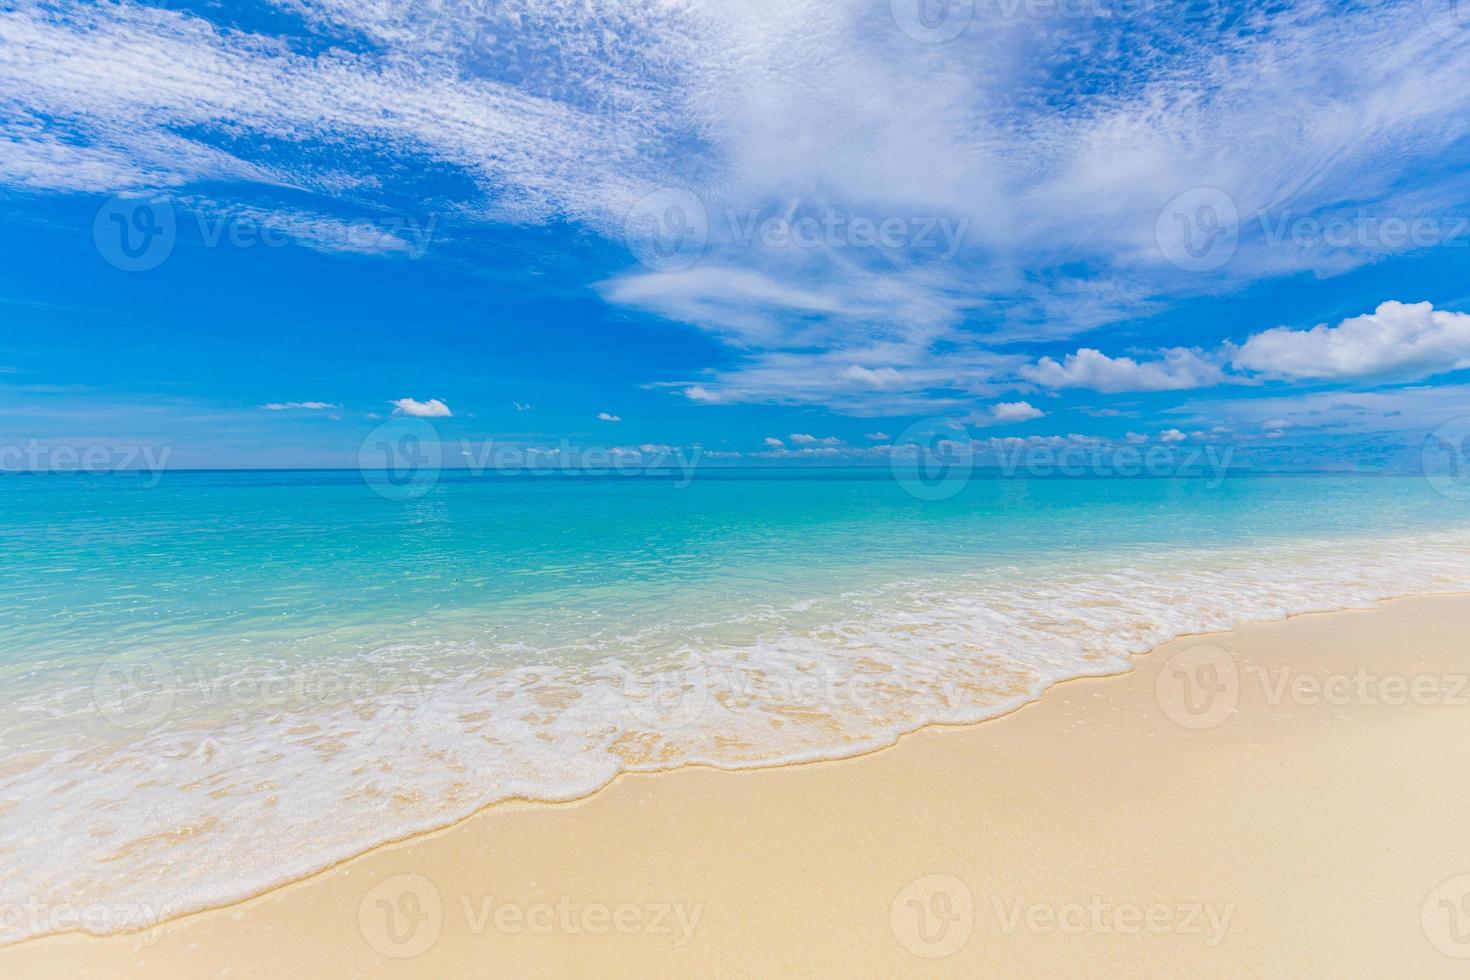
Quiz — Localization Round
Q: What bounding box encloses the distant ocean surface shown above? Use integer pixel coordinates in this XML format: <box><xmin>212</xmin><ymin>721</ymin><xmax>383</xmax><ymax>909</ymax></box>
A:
<box><xmin>2</xmin><ymin>468</ymin><xmax>1468</xmax><ymax>941</ymax></box>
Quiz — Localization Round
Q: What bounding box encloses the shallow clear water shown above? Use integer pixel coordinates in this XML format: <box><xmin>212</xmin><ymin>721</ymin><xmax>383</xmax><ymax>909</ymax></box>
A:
<box><xmin>1</xmin><ymin>469</ymin><xmax>1467</xmax><ymax>941</ymax></box>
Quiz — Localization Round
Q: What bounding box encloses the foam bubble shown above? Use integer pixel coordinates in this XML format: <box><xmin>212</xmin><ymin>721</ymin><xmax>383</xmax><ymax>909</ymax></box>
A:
<box><xmin>2</xmin><ymin>528</ymin><xmax>1469</xmax><ymax>943</ymax></box>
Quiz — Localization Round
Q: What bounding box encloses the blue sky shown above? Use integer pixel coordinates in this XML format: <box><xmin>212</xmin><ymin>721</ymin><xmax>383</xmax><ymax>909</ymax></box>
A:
<box><xmin>2</xmin><ymin>0</ymin><xmax>1470</xmax><ymax>469</ymax></box>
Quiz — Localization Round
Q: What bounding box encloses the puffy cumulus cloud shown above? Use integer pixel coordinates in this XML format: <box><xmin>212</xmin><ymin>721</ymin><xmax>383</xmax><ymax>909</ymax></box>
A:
<box><xmin>990</xmin><ymin>400</ymin><xmax>1045</xmax><ymax>423</ymax></box>
<box><xmin>1230</xmin><ymin>301</ymin><xmax>1470</xmax><ymax>381</ymax></box>
<box><xmin>1159</xmin><ymin>429</ymin><xmax>1187</xmax><ymax>443</ymax></box>
<box><xmin>597</xmin><ymin>412</ymin><xmax>621</xmax><ymax>421</ymax></box>
<box><xmin>392</xmin><ymin>397</ymin><xmax>452</xmax><ymax>418</ymax></box>
<box><xmin>763</xmin><ymin>437</ymin><xmax>784</xmax><ymax>447</ymax></box>
<box><xmin>1020</xmin><ymin>347</ymin><xmax>1228</xmax><ymax>393</ymax></box>
<box><xmin>789</xmin><ymin>433</ymin><xmax>840</xmax><ymax>446</ymax></box>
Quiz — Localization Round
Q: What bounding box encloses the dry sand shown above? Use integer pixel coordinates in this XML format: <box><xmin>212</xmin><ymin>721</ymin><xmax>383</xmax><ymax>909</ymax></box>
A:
<box><xmin>5</xmin><ymin>593</ymin><xmax>1470</xmax><ymax>977</ymax></box>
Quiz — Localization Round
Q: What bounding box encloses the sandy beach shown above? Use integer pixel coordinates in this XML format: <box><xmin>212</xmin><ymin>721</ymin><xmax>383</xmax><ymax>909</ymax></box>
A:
<box><xmin>5</xmin><ymin>592</ymin><xmax>1470</xmax><ymax>977</ymax></box>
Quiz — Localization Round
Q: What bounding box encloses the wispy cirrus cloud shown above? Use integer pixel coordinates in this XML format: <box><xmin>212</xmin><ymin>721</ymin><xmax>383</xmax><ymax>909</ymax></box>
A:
<box><xmin>5</xmin><ymin>0</ymin><xmax>1470</xmax><ymax>416</ymax></box>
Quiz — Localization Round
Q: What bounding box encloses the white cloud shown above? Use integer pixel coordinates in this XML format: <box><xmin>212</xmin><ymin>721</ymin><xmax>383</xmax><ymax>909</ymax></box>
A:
<box><xmin>513</xmin><ymin>401</ymin><xmax>532</xmax><ymax>411</ymax></box>
<box><xmin>865</xmin><ymin>431</ymin><xmax>890</xmax><ymax>440</ymax></box>
<box><xmin>392</xmin><ymin>397</ymin><xmax>452</xmax><ymax>418</ymax></box>
<box><xmin>1125</xmin><ymin>432</ymin><xmax>1148</xmax><ymax>444</ymax></box>
<box><xmin>763</xmin><ymin>437</ymin><xmax>784</xmax><ymax>447</ymax></box>
<box><xmin>789</xmin><ymin>433</ymin><xmax>840</xmax><ymax>446</ymax></box>
<box><xmin>1021</xmin><ymin>347</ymin><xmax>1227</xmax><ymax>393</ymax></box>
<box><xmin>991</xmin><ymin>401</ymin><xmax>1045</xmax><ymax>422</ymax></box>
<box><xmin>260</xmin><ymin>401</ymin><xmax>339</xmax><ymax>411</ymax></box>
<box><xmin>8</xmin><ymin>0</ymin><xmax>1470</xmax><ymax>416</ymax></box>
<box><xmin>597</xmin><ymin>412</ymin><xmax>621</xmax><ymax>422</ymax></box>
<box><xmin>1159</xmin><ymin>428</ymin><xmax>1187</xmax><ymax>443</ymax></box>
<box><xmin>1230</xmin><ymin>301</ymin><xmax>1470</xmax><ymax>381</ymax></box>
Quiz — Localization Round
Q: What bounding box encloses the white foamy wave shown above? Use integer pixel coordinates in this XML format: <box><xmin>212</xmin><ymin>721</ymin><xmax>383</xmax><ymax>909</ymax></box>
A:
<box><xmin>2</xmin><ymin>529</ymin><xmax>1468</xmax><ymax>943</ymax></box>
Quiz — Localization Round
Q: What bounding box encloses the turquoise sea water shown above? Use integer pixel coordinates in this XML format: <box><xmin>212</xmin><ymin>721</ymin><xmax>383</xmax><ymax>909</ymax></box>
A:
<box><xmin>1</xmin><ymin>468</ymin><xmax>1468</xmax><ymax>940</ymax></box>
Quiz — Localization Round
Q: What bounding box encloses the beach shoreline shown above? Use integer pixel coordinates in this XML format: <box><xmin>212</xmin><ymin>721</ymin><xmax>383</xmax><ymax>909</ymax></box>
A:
<box><xmin>5</xmin><ymin>592</ymin><xmax>1470</xmax><ymax>976</ymax></box>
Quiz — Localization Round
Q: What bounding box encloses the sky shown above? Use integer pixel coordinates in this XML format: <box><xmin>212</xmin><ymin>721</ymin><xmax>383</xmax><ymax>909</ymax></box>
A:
<box><xmin>2</xmin><ymin>0</ymin><xmax>1470</xmax><ymax>471</ymax></box>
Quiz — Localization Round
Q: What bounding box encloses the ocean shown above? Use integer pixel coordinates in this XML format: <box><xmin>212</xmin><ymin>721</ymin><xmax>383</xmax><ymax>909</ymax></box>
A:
<box><xmin>1</xmin><ymin>467</ymin><xmax>1468</xmax><ymax>941</ymax></box>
